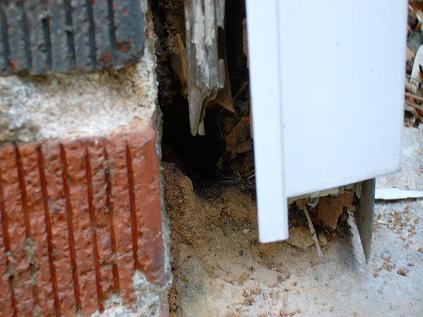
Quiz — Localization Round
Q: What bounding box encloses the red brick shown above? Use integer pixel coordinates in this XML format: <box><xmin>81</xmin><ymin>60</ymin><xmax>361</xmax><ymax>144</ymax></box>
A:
<box><xmin>20</xmin><ymin>144</ymin><xmax>56</xmax><ymax>316</ymax></box>
<box><xmin>0</xmin><ymin>166</ymin><xmax>14</xmax><ymax>317</ymax></box>
<box><xmin>106</xmin><ymin>135</ymin><xmax>136</xmax><ymax>305</ymax></box>
<box><xmin>0</xmin><ymin>122</ymin><xmax>166</xmax><ymax>316</ymax></box>
<box><xmin>41</xmin><ymin>142</ymin><xmax>77</xmax><ymax>316</ymax></box>
<box><xmin>64</xmin><ymin>141</ymin><xmax>99</xmax><ymax>315</ymax></box>
<box><xmin>0</xmin><ymin>145</ymin><xmax>35</xmax><ymax>315</ymax></box>
<box><xmin>128</xmin><ymin>130</ymin><xmax>165</xmax><ymax>284</ymax></box>
<box><xmin>86</xmin><ymin>140</ymin><xmax>116</xmax><ymax>304</ymax></box>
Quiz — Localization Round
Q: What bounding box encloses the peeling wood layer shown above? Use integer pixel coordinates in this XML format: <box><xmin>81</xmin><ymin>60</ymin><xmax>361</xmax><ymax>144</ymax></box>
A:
<box><xmin>185</xmin><ymin>0</ymin><xmax>233</xmax><ymax>135</ymax></box>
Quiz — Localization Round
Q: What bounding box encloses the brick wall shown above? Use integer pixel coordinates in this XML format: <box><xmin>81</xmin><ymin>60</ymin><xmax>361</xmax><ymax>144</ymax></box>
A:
<box><xmin>0</xmin><ymin>1</ymin><xmax>171</xmax><ymax>315</ymax></box>
<box><xmin>0</xmin><ymin>123</ymin><xmax>167</xmax><ymax>316</ymax></box>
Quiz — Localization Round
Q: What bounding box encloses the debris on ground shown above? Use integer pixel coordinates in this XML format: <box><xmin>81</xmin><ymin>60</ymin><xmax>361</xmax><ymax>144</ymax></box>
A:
<box><xmin>405</xmin><ymin>2</ymin><xmax>423</xmax><ymax>126</ymax></box>
<box><xmin>286</xmin><ymin>227</ymin><xmax>315</xmax><ymax>251</ymax></box>
<box><xmin>164</xmin><ymin>125</ymin><xmax>423</xmax><ymax>317</ymax></box>
<box><xmin>375</xmin><ymin>188</ymin><xmax>423</xmax><ymax>200</ymax></box>
<box><xmin>154</xmin><ymin>2</ymin><xmax>423</xmax><ymax>316</ymax></box>
<box><xmin>316</xmin><ymin>192</ymin><xmax>354</xmax><ymax>231</ymax></box>
<box><xmin>397</xmin><ymin>266</ymin><xmax>409</xmax><ymax>276</ymax></box>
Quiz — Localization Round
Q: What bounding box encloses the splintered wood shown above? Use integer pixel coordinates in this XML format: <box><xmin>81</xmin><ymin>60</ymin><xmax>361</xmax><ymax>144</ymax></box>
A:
<box><xmin>185</xmin><ymin>0</ymin><xmax>233</xmax><ymax>135</ymax></box>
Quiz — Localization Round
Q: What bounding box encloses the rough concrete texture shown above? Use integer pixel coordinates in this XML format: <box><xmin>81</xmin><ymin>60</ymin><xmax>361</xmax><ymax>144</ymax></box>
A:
<box><xmin>0</xmin><ymin>0</ymin><xmax>156</xmax><ymax>145</ymax></box>
<box><xmin>166</xmin><ymin>126</ymin><xmax>423</xmax><ymax>317</ymax></box>
<box><xmin>0</xmin><ymin>1</ymin><xmax>171</xmax><ymax>316</ymax></box>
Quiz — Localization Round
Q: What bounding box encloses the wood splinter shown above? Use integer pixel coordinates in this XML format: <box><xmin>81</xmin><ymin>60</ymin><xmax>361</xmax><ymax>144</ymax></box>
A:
<box><xmin>300</xmin><ymin>203</ymin><xmax>323</xmax><ymax>258</ymax></box>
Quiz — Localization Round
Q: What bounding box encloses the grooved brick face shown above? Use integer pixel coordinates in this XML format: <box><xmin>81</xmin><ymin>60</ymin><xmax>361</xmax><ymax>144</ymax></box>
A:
<box><xmin>0</xmin><ymin>0</ymin><xmax>145</xmax><ymax>75</ymax></box>
<box><xmin>0</xmin><ymin>123</ymin><xmax>165</xmax><ymax>316</ymax></box>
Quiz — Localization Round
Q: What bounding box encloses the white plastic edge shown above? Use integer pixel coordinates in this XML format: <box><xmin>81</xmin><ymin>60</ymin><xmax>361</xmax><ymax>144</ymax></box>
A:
<box><xmin>246</xmin><ymin>0</ymin><xmax>289</xmax><ymax>243</ymax></box>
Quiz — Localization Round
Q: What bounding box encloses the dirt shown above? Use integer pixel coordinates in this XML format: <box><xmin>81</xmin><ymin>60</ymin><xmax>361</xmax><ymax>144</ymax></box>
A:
<box><xmin>163</xmin><ymin>126</ymin><xmax>423</xmax><ymax>317</ymax></box>
<box><xmin>155</xmin><ymin>2</ymin><xmax>423</xmax><ymax>315</ymax></box>
<box><xmin>164</xmin><ymin>164</ymin><xmax>343</xmax><ymax>317</ymax></box>
<box><xmin>164</xmin><ymin>163</ymin><xmax>284</xmax><ymax>317</ymax></box>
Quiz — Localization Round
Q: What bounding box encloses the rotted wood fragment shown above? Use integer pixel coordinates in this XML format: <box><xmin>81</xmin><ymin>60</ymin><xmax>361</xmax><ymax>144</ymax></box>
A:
<box><xmin>185</xmin><ymin>0</ymin><xmax>234</xmax><ymax>136</ymax></box>
<box><xmin>169</xmin><ymin>33</ymin><xmax>189</xmax><ymax>96</ymax></box>
<box><xmin>225</xmin><ymin>116</ymin><xmax>250</xmax><ymax>159</ymax></box>
<box><xmin>316</xmin><ymin>191</ymin><xmax>354</xmax><ymax>231</ymax></box>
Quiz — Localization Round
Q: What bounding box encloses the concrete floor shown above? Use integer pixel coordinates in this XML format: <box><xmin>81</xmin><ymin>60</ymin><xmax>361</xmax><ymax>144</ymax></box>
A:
<box><xmin>167</xmin><ymin>126</ymin><xmax>423</xmax><ymax>317</ymax></box>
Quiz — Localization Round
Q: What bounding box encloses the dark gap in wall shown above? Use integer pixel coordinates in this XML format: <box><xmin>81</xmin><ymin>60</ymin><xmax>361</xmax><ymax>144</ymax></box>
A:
<box><xmin>152</xmin><ymin>0</ymin><xmax>253</xmax><ymax>189</ymax></box>
<box><xmin>225</xmin><ymin>0</ymin><xmax>248</xmax><ymax>95</ymax></box>
<box><xmin>162</xmin><ymin>102</ymin><xmax>224</xmax><ymax>180</ymax></box>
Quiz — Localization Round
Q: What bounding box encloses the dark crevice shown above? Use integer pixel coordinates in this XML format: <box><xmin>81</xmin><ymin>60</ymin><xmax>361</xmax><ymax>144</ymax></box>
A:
<box><xmin>107</xmin><ymin>0</ymin><xmax>117</xmax><ymax>63</ymax></box>
<box><xmin>162</xmin><ymin>101</ymin><xmax>224</xmax><ymax>181</ymax></box>
<box><xmin>225</xmin><ymin>0</ymin><xmax>247</xmax><ymax>94</ymax></box>
<box><xmin>0</xmin><ymin>9</ymin><xmax>11</xmax><ymax>71</ymax></box>
<box><xmin>86</xmin><ymin>0</ymin><xmax>97</xmax><ymax>68</ymax></box>
<box><xmin>152</xmin><ymin>0</ymin><xmax>251</xmax><ymax>186</ymax></box>
<box><xmin>20</xmin><ymin>5</ymin><xmax>33</xmax><ymax>69</ymax></box>
<box><xmin>63</xmin><ymin>0</ymin><xmax>76</xmax><ymax>67</ymax></box>
<box><xmin>151</xmin><ymin>0</ymin><xmax>223</xmax><ymax>181</ymax></box>
<box><xmin>41</xmin><ymin>18</ymin><xmax>52</xmax><ymax>69</ymax></box>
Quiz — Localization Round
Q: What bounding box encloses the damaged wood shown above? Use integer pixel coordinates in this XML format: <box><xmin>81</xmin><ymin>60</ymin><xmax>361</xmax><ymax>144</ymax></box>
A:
<box><xmin>316</xmin><ymin>191</ymin><xmax>354</xmax><ymax>231</ymax></box>
<box><xmin>169</xmin><ymin>33</ymin><xmax>189</xmax><ymax>96</ymax></box>
<box><xmin>185</xmin><ymin>0</ymin><xmax>233</xmax><ymax>135</ymax></box>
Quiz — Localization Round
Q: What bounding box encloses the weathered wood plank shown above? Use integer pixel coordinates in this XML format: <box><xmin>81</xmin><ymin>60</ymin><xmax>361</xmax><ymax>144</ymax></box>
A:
<box><xmin>185</xmin><ymin>0</ymin><xmax>229</xmax><ymax>135</ymax></box>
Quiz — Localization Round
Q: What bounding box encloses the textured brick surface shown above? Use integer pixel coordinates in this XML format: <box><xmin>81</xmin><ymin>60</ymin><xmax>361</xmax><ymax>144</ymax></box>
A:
<box><xmin>0</xmin><ymin>124</ymin><xmax>165</xmax><ymax>316</ymax></box>
<box><xmin>0</xmin><ymin>0</ymin><xmax>144</xmax><ymax>75</ymax></box>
